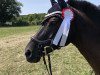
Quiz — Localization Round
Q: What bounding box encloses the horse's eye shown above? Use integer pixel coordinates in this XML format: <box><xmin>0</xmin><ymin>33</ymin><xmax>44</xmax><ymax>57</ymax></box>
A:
<box><xmin>50</xmin><ymin>21</ymin><xmax>56</xmax><ymax>25</ymax></box>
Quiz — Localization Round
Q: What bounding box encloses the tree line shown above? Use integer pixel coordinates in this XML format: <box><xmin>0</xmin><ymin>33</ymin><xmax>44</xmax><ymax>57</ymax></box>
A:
<box><xmin>15</xmin><ymin>13</ymin><xmax>46</xmax><ymax>26</ymax></box>
<box><xmin>1</xmin><ymin>0</ymin><xmax>99</xmax><ymax>26</ymax></box>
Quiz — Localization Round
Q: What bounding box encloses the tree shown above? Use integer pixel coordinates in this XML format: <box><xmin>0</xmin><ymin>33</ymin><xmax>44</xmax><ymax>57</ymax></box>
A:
<box><xmin>0</xmin><ymin>0</ymin><xmax>22</xmax><ymax>25</ymax></box>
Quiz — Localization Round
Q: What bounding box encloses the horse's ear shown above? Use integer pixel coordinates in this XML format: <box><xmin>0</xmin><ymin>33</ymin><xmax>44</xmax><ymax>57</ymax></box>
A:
<box><xmin>57</xmin><ymin>0</ymin><xmax>68</xmax><ymax>9</ymax></box>
<box><xmin>50</xmin><ymin>0</ymin><xmax>57</xmax><ymax>6</ymax></box>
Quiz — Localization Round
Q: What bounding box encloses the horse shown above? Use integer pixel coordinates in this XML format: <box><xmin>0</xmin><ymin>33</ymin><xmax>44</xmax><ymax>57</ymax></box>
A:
<box><xmin>25</xmin><ymin>0</ymin><xmax>100</xmax><ymax>75</ymax></box>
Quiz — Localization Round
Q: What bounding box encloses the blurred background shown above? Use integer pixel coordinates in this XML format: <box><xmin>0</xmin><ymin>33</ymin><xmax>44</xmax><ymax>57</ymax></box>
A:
<box><xmin>0</xmin><ymin>0</ymin><xmax>99</xmax><ymax>75</ymax></box>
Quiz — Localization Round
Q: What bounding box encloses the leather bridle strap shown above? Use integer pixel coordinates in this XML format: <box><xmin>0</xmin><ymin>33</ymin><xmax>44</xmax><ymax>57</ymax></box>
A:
<box><xmin>43</xmin><ymin>54</ymin><xmax>52</xmax><ymax>75</ymax></box>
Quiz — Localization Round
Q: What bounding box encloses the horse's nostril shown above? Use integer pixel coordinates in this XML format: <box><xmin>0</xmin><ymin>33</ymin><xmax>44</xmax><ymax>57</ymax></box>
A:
<box><xmin>25</xmin><ymin>50</ymin><xmax>32</xmax><ymax>57</ymax></box>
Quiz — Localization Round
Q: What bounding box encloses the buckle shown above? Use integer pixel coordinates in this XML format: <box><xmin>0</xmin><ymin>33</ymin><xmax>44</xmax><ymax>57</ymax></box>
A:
<box><xmin>43</xmin><ymin>46</ymin><xmax>53</xmax><ymax>55</ymax></box>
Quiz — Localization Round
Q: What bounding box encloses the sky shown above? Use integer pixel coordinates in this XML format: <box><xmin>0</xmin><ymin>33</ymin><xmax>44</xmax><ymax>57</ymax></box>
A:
<box><xmin>17</xmin><ymin>0</ymin><xmax>100</xmax><ymax>15</ymax></box>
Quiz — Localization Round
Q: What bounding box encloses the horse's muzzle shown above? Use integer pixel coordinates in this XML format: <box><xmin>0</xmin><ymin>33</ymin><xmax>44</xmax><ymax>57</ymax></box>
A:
<box><xmin>25</xmin><ymin>49</ymin><xmax>42</xmax><ymax>63</ymax></box>
<box><xmin>25</xmin><ymin>37</ymin><xmax>60</xmax><ymax>63</ymax></box>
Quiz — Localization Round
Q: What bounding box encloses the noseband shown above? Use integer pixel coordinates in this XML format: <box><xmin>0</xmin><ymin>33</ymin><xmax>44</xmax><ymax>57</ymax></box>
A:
<box><xmin>31</xmin><ymin>37</ymin><xmax>52</xmax><ymax>55</ymax></box>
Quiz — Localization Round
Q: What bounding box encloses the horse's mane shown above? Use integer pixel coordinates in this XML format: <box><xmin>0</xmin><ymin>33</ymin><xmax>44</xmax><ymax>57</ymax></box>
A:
<box><xmin>68</xmin><ymin>0</ymin><xmax>100</xmax><ymax>25</ymax></box>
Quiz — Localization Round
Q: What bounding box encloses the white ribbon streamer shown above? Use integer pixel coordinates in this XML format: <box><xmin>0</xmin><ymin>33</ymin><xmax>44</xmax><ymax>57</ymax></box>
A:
<box><xmin>53</xmin><ymin>9</ymin><xmax>74</xmax><ymax>46</ymax></box>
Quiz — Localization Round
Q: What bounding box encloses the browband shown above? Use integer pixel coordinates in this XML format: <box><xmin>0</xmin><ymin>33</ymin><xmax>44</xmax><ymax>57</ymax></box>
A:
<box><xmin>45</xmin><ymin>11</ymin><xmax>62</xmax><ymax>17</ymax></box>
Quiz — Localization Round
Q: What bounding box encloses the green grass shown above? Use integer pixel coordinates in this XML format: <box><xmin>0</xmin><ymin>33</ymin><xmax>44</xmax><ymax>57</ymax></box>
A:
<box><xmin>0</xmin><ymin>26</ymin><xmax>94</xmax><ymax>75</ymax></box>
<box><xmin>0</xmin><ymin>26</ymin><xmax>39</xmax><ymax>38</ymax></box>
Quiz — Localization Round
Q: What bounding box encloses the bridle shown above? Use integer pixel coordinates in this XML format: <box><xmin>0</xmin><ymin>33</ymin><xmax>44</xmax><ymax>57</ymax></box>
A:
<box><xmin>31</xmin><ymin>13</ymin><xmax>63</xmax><ymax>55</ymax></box>
<box><xmin>31</xmin><ymin>13</ymin><xmax>63</xmax><ymax>75</ymax></box>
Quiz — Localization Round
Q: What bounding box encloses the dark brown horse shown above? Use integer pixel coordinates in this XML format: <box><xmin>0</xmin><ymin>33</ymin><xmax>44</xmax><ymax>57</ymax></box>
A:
<box><xmin>25</xmin><ymin>0</ymin><xmax>100</xmax><ymax>75</ymax></box>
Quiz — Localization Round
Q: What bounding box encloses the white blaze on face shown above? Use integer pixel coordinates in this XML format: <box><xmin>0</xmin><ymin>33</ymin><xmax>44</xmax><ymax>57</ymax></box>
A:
<box><xmin>53</xmin><ymin>8</ymin><xmax>74</xmax><ymax>46</ymax></box>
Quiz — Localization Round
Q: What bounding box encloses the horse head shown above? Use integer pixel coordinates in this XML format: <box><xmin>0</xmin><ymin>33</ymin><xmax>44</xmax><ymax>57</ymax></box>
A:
<box><xmin>25</xmin><ymin>0</ymin><xmax>81</xmax><ymax>63</ymax></box>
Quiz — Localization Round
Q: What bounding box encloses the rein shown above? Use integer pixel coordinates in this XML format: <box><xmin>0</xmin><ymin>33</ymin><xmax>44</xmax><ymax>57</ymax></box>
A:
<box><xmin>31</xmin><ymin>37</ymin><xmax>53</xmax><ymax>75</ymax></box>
<box><xmin>43</xmin><ymin>50</ymin><xmax>53</xmax><ymax>75</ymax></box>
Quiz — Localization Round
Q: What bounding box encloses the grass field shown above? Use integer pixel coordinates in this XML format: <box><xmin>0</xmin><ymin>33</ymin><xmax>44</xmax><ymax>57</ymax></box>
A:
<box><xmin>0</xmin><ymin>26</ymin><xmax>94</xmax><ymax>75</ymax></box>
